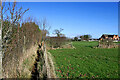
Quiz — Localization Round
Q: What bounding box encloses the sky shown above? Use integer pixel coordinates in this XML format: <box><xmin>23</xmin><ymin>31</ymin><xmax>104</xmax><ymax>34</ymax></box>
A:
<box><xmin>4</xmin><ymin>0</ymin><xmax>120</xmax><ymax>2</ymax></box>
<box><xmin>15</xmin><ymin>2</ymin><xmax>118</xmax><ymax>38</ymax></box>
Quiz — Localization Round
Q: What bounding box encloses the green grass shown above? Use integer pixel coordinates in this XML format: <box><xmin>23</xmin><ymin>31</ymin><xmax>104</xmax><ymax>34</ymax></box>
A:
<box><xmin>49</xmin><ymin>41</ymin><xmax>118</xmax><ymax>78</ymax></box>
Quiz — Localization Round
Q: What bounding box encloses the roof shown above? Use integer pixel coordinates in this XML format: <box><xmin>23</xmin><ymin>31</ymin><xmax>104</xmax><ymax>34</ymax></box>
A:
<box><xmin>107</xmin><ymin>35</ymin><xmax>114</xmax><ymax>37</ymax></box>
<box><xmin>102</xmin><ymin>34</ymin><xmax>118</xmax><ymax>38</ymax></box>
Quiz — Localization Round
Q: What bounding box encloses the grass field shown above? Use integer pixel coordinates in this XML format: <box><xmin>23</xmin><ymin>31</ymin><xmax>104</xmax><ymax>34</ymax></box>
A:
<box><xmin>49</xmin><ymin>41</ymin><xmax>118</xmax><ymax>78</ymax></box>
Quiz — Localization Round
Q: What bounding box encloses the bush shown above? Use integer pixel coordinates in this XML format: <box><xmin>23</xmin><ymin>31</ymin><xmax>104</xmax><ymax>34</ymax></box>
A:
<box><xmin>98</xmin><ymin>39</ymin><xmax>117</xmax><ymax>48</ymax></box>
<box><xmin>47</xmin><ymin>37</ymin><xmax>67</xmax><ymax>48</ymax></box>
<box><xmin>99</xmin><ymin>39</ymin><xmax>113</xmax><ymax>45</ymax></box>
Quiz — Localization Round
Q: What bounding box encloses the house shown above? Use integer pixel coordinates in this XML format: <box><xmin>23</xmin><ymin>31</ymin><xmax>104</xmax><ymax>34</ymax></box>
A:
<box><xmin>100</xmin><ymin>34</ymin><xmax>119</xmax><ymax>40</ymax></box>
<box><xmin>88</xmin><ymin>38</ymin><xmax>99</xmax><ymax>41</ymax></box>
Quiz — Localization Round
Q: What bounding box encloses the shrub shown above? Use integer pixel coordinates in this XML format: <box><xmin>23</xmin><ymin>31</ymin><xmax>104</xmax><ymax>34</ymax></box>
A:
<box><xmin>47</xmin><ymin>37</ymin><xmax>67</xmax><ymax>48</ymax></box>
<box><xmin>98</xmin><ymin>39</ymin><xmax>117</xmax><ymax>48</ymax></box>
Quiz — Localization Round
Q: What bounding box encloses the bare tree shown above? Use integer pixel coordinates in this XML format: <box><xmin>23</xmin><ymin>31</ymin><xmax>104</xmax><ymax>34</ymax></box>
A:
<box><xmin>53</xmin><ymin>28</ymin><xmax>64</xmax><ymax>37</ymax></box>
<box><xmin>39</xmin><ymin>18</ymin><xmax>51</xmax><ymax>41</ymax></box>
<box><xmin>2</xmin><ymin>1</ymin><xmax>29</xmax><ymax>53</ymax></box>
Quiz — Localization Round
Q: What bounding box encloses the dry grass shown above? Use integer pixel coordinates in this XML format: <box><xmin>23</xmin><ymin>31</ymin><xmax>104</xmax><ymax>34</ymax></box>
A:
<box><xmin>47</xmin><ymin>52</ymin><xmax>56</xmax><ymax>78</ymax></box>
<box><xmin>18</xmin><ymin>44</ymin><xmax>38</xmax><ymax>78</ymax></box>
<box><xmin>3</xmin><ymin>44</ymin><xmax>39</xmax><ymax>78</ymax></box>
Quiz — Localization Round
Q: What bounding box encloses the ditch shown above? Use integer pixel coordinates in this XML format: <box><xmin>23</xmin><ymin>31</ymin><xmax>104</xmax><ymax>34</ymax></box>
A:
<box><xmin>31</xmin><ymin>44</ymin><xmax>47</xmax><ymax>79</ymax></box>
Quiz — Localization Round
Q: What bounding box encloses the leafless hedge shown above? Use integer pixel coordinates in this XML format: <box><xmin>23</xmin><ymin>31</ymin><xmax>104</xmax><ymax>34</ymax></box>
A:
<box><xmin>2</xmin><ymin>21</ymin><xmax>42</xmax><ymax>78</ymax></box>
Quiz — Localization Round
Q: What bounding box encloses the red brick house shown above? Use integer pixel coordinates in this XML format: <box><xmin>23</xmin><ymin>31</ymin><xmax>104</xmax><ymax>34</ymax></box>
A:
<box><xmin>100</xmin><ymin>34</ymin><xmax>119</xmax><ymax>40</ymax></box>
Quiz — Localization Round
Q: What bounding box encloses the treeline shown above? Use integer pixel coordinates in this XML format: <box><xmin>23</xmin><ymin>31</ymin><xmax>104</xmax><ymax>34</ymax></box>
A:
<box><xmin>72</xmin><ymin>34</ymin><xmax>92</xmax><ymax>41</ymax></box>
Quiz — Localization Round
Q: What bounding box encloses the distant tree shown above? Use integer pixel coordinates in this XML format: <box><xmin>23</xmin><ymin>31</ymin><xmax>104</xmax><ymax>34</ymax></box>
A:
<box><xmin>74</xmin><ymin>37</ymin><xmax>78</xmax><ymax>41</ymax></box>
<box><xmin>85</xmin><ymin>35</ymin><xmax>92</xmax><ymax>41</ymax></box>
<box><xmin>84</xmin><ymin>35</ymin><xmax>89</xmax><ymax>41</ymax></box>
<box><xmin>80</xmin><ymin>35</ymin><xmax>92</xmax><ymax>41</ymax></box>
<box><xmin>53</xmin><ymin>28</ymin><xmax>64</xmax><ymax>37</ymax></box>
<box><xmin>80</xmin><ymin>36</ymin><xmax>84</xmax><ymax>41</ymax></box>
